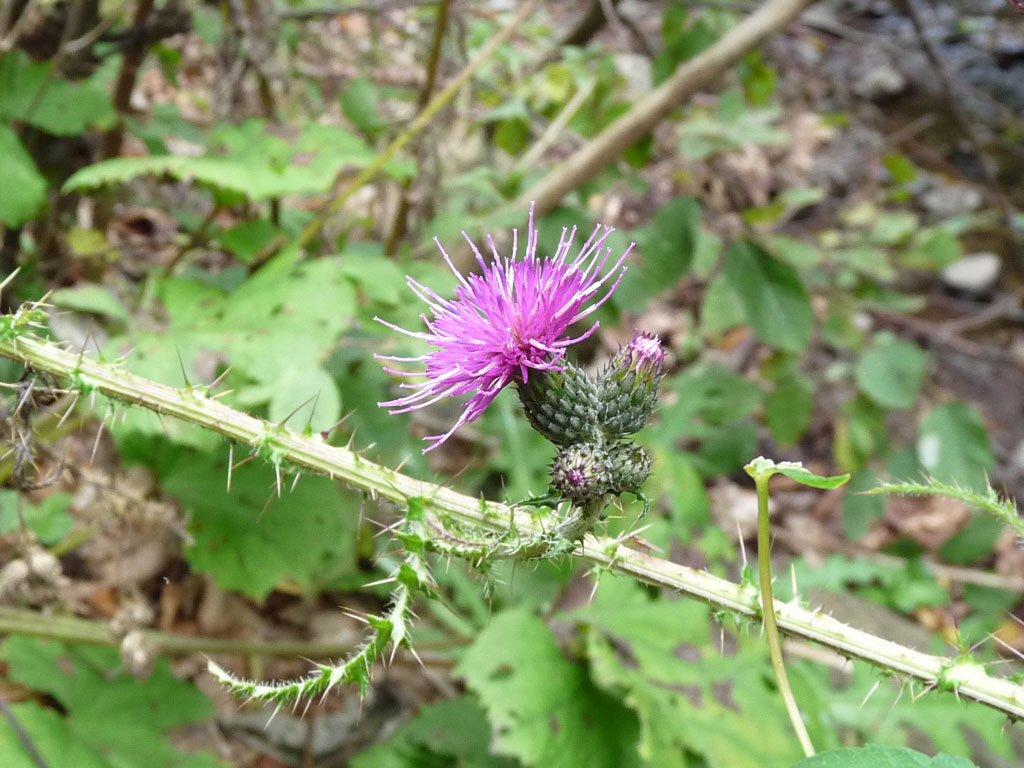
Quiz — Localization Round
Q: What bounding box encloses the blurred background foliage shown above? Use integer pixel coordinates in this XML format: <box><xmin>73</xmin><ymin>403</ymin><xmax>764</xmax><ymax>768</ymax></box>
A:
<box><xmin>1</xmin><ymin>0</ymin><xmax>1024</xmax><ymax>766</ymax></box>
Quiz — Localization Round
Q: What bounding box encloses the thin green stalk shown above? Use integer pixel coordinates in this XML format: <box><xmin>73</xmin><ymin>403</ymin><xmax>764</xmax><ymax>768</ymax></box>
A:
<box><xmin>755</xmin><ymin>473</ymin><xmax>815</xmax><ymax>757</ymax></box>
<box><xmin>1</xmin><ymin>317</ymin><xmax>1024</xmax><ymax>718</ymax></box>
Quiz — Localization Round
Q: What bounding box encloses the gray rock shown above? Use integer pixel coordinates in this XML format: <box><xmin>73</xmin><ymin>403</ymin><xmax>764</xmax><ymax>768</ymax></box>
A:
<box><xmin>852</xmin><ymin>62</ymin><xmax>907</xmax><ymax>100</ymax></box>
<box><xmin>940</xmin><ymin>252</ymin><xmax>1002</xmax><ymax>294</ymax></box>
<box><xmin>921</xmin><ymin>185</ymin><xmax>984</xmax><ymax>218</ymax></box>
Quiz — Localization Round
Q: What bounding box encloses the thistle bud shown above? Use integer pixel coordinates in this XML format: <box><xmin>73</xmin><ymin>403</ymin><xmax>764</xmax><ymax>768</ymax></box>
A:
<box><xmin>550</xmin><ymin>442</ymin><xmax>610</xmax><ymax>503</ymax></box>
<box><xmin>517</xmin><ymin>363</ymin><xmax>602</xmax><ymax>446</ymax></box>
<box><xmin>597</xmin><ymin>332</ymin><xmax>666</xmax><ymax>437</ymax></box>
<box><xmin>606</xmin><ymin>441</ymin><xmax>652</xmax><ymax>495</ymax></box>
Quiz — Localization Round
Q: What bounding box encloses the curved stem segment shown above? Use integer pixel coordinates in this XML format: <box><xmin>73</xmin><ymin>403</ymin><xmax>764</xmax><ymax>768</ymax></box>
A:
<box><xmin>755</xmin><ymin>473</ymin><xmax>815</xmax><ymax>758</ymax></box>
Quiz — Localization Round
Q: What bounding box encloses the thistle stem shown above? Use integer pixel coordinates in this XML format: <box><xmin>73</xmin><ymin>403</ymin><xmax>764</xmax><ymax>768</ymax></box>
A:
<box><xmin>1</xmin><ymin>323</ymin><xmax>1023</xmax><ymax>719</ymax></box>
<box><xmin>755</xmin><ymin>473</ymin><xmax>815</xmax><ymax>757</ymax></box>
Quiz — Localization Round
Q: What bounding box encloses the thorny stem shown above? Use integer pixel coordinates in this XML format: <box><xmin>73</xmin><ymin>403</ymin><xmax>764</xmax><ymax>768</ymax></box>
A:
<box><xmin>755</xmin><ymin>473</ymin><xmax>815</xmax><ymax>757</ymax></box>
<box><xmin>2</xmin><ymin>321</ymin><xmax>1024</xmax><ymax>718</ymax></box>
<box><xmin>0</xmin><ymin>606</ymin><xmax>452</xmax><ymax>660</ymax></box>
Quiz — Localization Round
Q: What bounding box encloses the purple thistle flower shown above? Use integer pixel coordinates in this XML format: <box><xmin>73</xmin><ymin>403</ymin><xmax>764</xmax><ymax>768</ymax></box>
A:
<box><xmin>375</xmin><ymin>204</ymin><xmax>631</xmax><ymax>452</ymax></box>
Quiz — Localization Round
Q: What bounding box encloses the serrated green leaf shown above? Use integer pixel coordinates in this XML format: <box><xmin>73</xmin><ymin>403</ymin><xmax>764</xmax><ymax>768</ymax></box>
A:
<box><xmin>574</xmin><ymin>577</ymin><xmax>816</xmax><ymax>768</ymax></box>
<box><xmin>0</xmin><ymin>51</ymin><xmax>115</xmax><ymax>135</ymax></box>
<box><xmin>107</xmin><ymin>256</ymin><xmax>356</xmax><ymax>435</ymax></box>
<box><xmin>65</xmin><ymin>121</ymin><xmax>412</xmax><ymax>201</ymax></box>
<box><xmin>0</xmin><ymin>637</ymin><xmax>221</xmax><ymax>767</ymax></box>
<box><xmin>0</xmin><ymin>125</ymin><xmax>47</xmax><ymax>226</ymax></box>
<box><xmin>792</xmin><ymin>745</ymin><xmax>976</xmax><ymax>767</ymax></box>
<box><xmin>855</xmin><ymin>339</ymin><xmax>926</xmax><ymax>410</ymax></box>
<box><xmin>163</xmin><ymin>449</ymin><xmax>356</xmax><ymax>598</ymax></box>
<box><xmin>456</xmin><ymin>608</ymin><xmax>643</xmax><ymax>768</ymax></box>
<box><xmin>724</xmin><ymin>240</ymin><xmax>812</xmax><ymax>352</ymax></box>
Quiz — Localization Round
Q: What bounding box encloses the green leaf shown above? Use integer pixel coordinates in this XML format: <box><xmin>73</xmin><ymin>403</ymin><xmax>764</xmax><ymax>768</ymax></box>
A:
<box><xmin>764</xmin><ymin>376</ymin><xmax>813</xmax><ymax>446</ymax></box>
<box><xmin>163</xmin><ymin>449</ymin><xmax>356</xmax><ymax>598</ymax></box>
<box><xmin>65</xmin><ymin>121</ymin><xmax>413</xmax><ymax>201</ymax></box>
<box><xmin>0</xmin><ymin>125</ymin><xmax>47</xmax><ymax>226</ymax></box>
<box><xmin>574</xmin><ymin>577</ymin><xmax>817</xmax><ymax>767</ymax></box>
<box><xmin>842</xmin><ymin>469</ymin><xmax>885</xmax><ymax>540</ymax></box>
<box><xmin>855</xmin><ymin>339</ymin><xmax>926</xmax><ymax>410</ymax></box>
<box><xmin>338</xmin><ymin>247</ymin><xmax>406</xmax><ymax>305</ymax></box>
<box><xmin>939</xmin><ymin>515</ymin><xmax>1004</xmax><ymax>565</ymax></box>
<box><xmin>724</xmin><ymin>240</ymin><xmax>812</xmax><ymax>352</ymax></box>
<box><xmin>350</xmin><ymin>695</ymin><xmax>518</xmax><ymax>768</ymax></box>
<box><xmin>792</xmin><ymin>746</ymin><xmax>976</xmax><ymax>767</ymax></box>
<box><xmin>700</xmin><ymin>273</ymin><xmax>745</xmax><ymax>335</ymax></box>
<box><xmin>217</xmin><ymin>219</ymin><xmax>280</xmax><ymax>263</ymax></box>
<box><xmin>638</xmin><ymin>197</ymin><xmax>700</xmax><ymax>291</ymax></box>
<box><xmin>340</xmin><ymin>77</ymin><xmax>387</xmax><ymax>138</ymax></box>
<box><xmin>745</xmin><ymin>457</ymin><xmax>849</xmax><ymax>489</ymax></box>
<box><xmin>0</xmin><ymin>51</ymin><xmax>115</xmax><ymax>135</ymax></box>
<box><xmin>0</xmin><ymin>637</ymin><xmax>221</xmax><ymax>767</ymax></box>
<box><xmin>50</xmin><ymin>285</ymin><xmax>129</xmax><ymax>322</ymax></box>
<box><xmin>108</xmin><ymin>256</ymin><xmax>357</xmax><ymax>435</ymax></box>
<box><xmin>917</xmin><ymin>403</ymin><xmax>993</xmax><ymax>492</ymax></box>
<box><xmin>456</xmin><ymin>608</ymin><xmax>643</xmax><ymax>768</ymax></box>
<box><xmin>0</xmin><ymin>491</ymin><xmax>73</xmax><ymax>543</ymax></box>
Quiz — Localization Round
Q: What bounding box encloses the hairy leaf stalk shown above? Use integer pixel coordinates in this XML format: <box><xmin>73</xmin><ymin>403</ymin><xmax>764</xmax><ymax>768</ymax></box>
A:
<box><xmin>1</xmin><ymin>319</ymin><xmax>1024</xmax><ymax>718</ymax></box>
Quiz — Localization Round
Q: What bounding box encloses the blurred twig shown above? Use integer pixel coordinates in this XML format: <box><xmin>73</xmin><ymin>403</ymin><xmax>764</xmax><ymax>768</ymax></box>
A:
<box><xmin>514</xmin><ymin>0</ymin><xmax>818</xmax><ymax>217</ymax></box>
<box><xmin>385</xmin><ymin>0</ymin><xmax>451</xmax><ymax>256</ymax></box>
<box><xmin>283</xmin><ymin>0</ymin><xmax>537</xmax><ymax>257</ymax></box>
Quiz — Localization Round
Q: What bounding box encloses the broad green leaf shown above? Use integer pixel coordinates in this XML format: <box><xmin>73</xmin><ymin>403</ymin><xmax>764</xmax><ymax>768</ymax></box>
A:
<box><xmin>821</xmin><ymin>659</ymin><xmax>1010</xmax><ymax>760</ymax></box>
<box><xmin>574</xmin><ymin>577</ymin><xmax>818</xmax><ymax>768</ymax></box>
<box><xmin>700</xmin><ymin>274</ymin><xmax>744</xmax><ymax>335</ymax></box>
<box><xmin>724</xmin><ymin>240</ymin><xmax>812</xmax><ymax>352</ymax></box>
<box><xmin>350</xmin><ymin>695</ymin><xmax>517</xmax><ymax>768</ymax></box>
<box><xmin>50</xmin><ymin>284</ymin><xmax>129</xmax><ymax>322</ymax></box>
<box><xmin>0</xmin><ymin>491</ymin><xmax>72</xmax><ymax>543</ymax></box>
<box><xmin>338</xmin><ymin>248</ymin><xmax>406</xmax><ymax>305</ymax></box>
<box><xmin>637</xmin><ymin>197</ymin><xmax>700</xmax><ymax>292</ymax></box>
<box><xmin>842</xmin><ymin>469</ymin><xmax>885</xmax><ymax>540</ymax></box>
<box><xmin>792</xmin><ymin>746</ymin><xmax>976</xmax><ymax>767</ymax></box>
<box><xmin>0</xmin><ymin>124</ymin><xmax>47</xmax><ymax>226</ymax></box>
<box><xmin>939</xmin><ymin>515</ymin><xmax>1004</xmax><ymax>565</ymax></box>
<box><xmin>764</xmin><ymin>376</ymin><xmax>813</xmax><ymax>446</ymax></box>
<box><xmin>917</xmin><ymin>402</ymin><xmax>993</xmax><ymax>492</ymax></box>
<box><xmin>217</xmin><ymin>219</ymin><xmax>281</xmax><ymax>263</ymax></box>
<box><xmin>340</xmin><ymin>77</ymin><xmax>387</xmax><ymax>138</ymax></box>
<box><xmin>163</xmin><ymin>449</ymin><xmax>356</xmax><ymax>598</ymax></box>
<box><xmin>108</xmin><ymin>257</ymin><xmax>357</xmax><ymax>435</ymax></box>
<box><xmin>855</xmin><ymin>339</ymin><xmax>926</xmax><ymax>410</ymax></box>
<box><xmin>0</xmin><ymin>51</ymin><xmax>115</xmax><ymax>135</ymax></box>
<box><xmin>456</xmin><ymin>608</ymin><xmax>643</xmax><ymax>768</ymax></box>
<box><xmin>65</xmin><ymin>121</ymin><xmax>413</xmax><ymax>201</ymax></box>
<box><xmin>0</xmin><ymin>637</ymin><xmax>220</xmax><ymax>767</ymax></box>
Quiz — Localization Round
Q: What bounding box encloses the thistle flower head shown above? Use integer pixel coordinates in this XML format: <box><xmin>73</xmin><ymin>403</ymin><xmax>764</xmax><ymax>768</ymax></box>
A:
<box><xmin>376</xmin><ymin>204</ymin><xmax>631</xmax><ymax>452</ymax></box>
<box><xmin>596</xmin><ymin>331</ymin><xmax>666</xmax><ymax>438</ymax></box>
